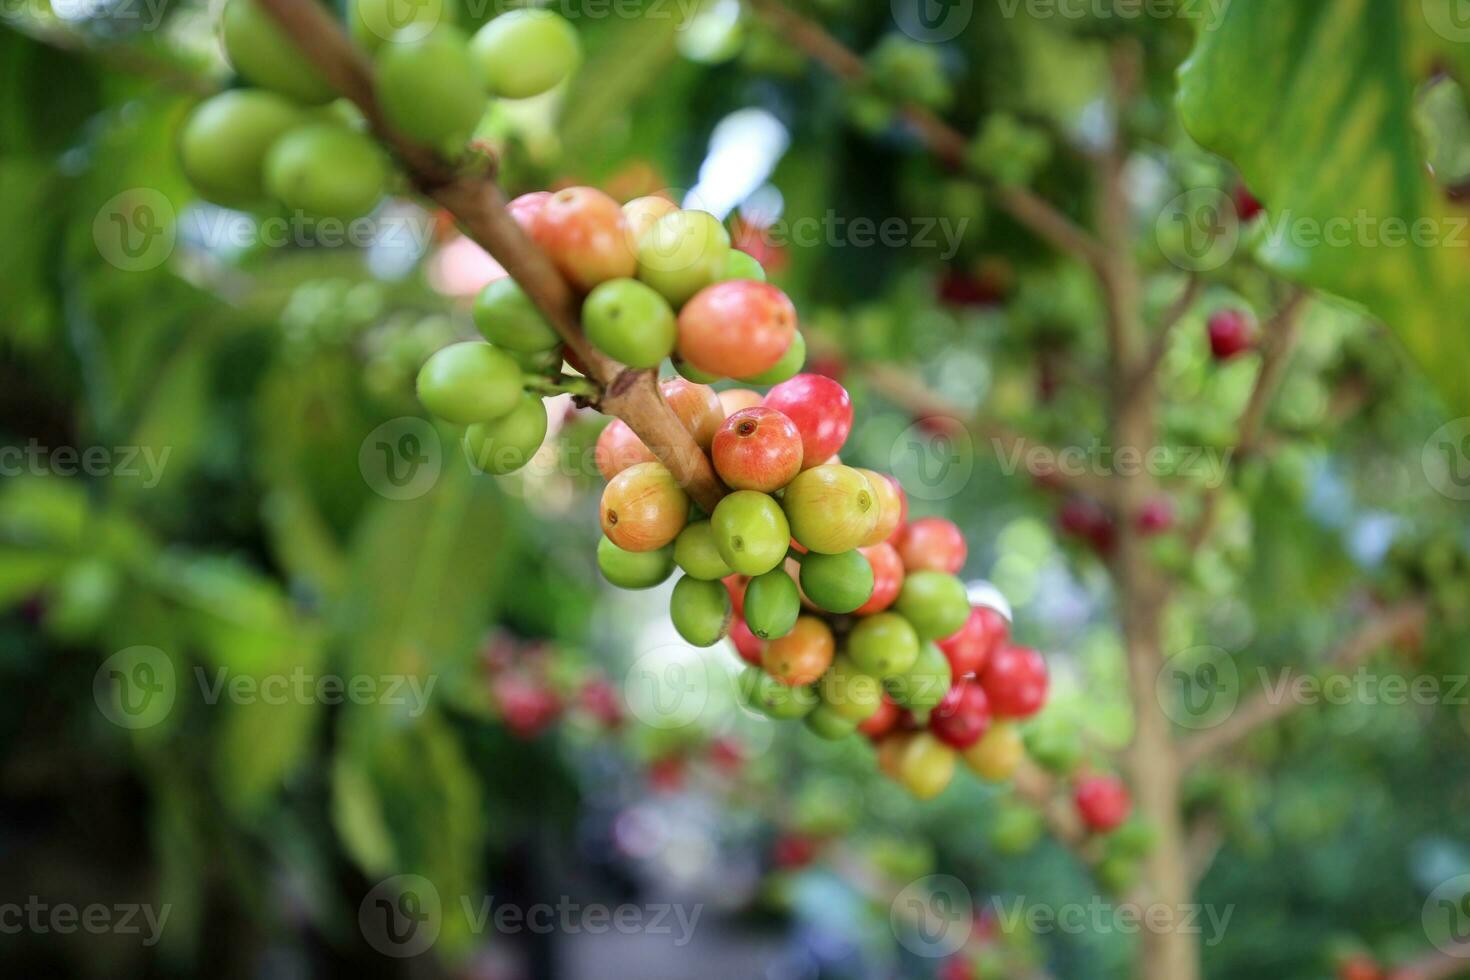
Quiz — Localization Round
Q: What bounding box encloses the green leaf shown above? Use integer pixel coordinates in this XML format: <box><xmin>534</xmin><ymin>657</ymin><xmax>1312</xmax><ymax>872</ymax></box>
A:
<box><xmin>335</xmin><ymin>459</ymin><xmax>506</xmax><ymax>697</ymax></box>
<box><xmin>331</xmin><ymin>756</ymin><xmax>398</xmax><ymax>876</ymax></box>
<box><xmin>149</xmin><ymin>554</ymin><xmax>325</xmax><ymax>815</ymax></box>
<box><xmin>334</xmin><ymin>708</ymin><xmax>484</xmax><ymax>955</ymax></box>
<box><xmin>0</xmin><ymin>548</ymin><xmax>66</xmax><ymax>607</ymax></box>
<box><xmin>1177</xmin><ymin>1</ymin><xmax>1470</xmax><ymax>413</ymax></box>
<box><xmin>261</xmin><ymin>484</ymin><xmax>349</xmax><ymax>602</ymax></box>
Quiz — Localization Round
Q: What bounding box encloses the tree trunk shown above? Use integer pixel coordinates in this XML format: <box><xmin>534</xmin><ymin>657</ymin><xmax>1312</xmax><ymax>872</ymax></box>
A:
<box><xmin>1113</xmin><ymin>385</ymin><xmax>1201</xmax><ymax>980</ymax></box>
<box><xmin>1121</xmin><ymin>591</ymin><xmax>1200</xmax><ymax>980</ymax></box>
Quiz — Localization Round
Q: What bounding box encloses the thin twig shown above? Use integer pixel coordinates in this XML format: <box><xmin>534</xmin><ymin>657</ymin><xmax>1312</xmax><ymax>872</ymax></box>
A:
<box><xmin>855</xmin><ymin>359</ymin><xmax>1107</xmax><ymax>497</ymax></box>
<box><xmin>740</xmin><ymin>0</ymin><xmax>1105</xmax><ymax>267</ymax></box>
<box><xmin>1184</xmin><ymin>813</ymin><xmax>1224</xmax><ymax>889</ymax></box>
<box><xmin>253</xmin><ymin>0</ymin><xmax>727</xmax><ymax>510</ymax></box>
<box><xmin>1178</xmin><ymin>601</ymin><xmax>1429</xmax><ymax>767</ymax></box>
<box><xmin>1184</xmin><ymin>288</ymin><xmax>1310</xmax><ymax>552</ymax></box>
<box><xmin>1129</xmin><ymin>275</ymin><xmax>1201</xmax><ymax>398</ymax></box>
<box><xmin>1013</xmin><ymin>760</ymin><xmax>1094</xmax><ymax>858</ymax></box>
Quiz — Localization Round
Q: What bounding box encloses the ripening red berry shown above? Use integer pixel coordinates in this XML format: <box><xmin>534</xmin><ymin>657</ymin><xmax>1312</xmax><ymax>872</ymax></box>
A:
<box><xmin>531</xmin><ymin>186</ymin><xmax>636</xmax><ymax>291</ymax></box>
<box><xmin>885</xmin><ymin>474</ymin><xmax>908</xmax><ymax>537</ymax></box>
<box><xmin>622</xmin><ymin>194</ymin><xmax>679</xmax><ymax>244</ymax></box>
<box><xmin>858</xmin><ymin>694</ymin><xmax>903</xmax><ymax>738</ymax></box>
<box><xmin>805</xmin><ymin>352</ymin><xmax>846</xmax><ymax>381</ymax></box>
<box><xmin>937</xmin><ymin>956</ymin><xmax>976</xmax><ymax>980</ymax></box>
<box><xmin>577</xmin><ymin>677</ymin><xmax>622</xmax><ymax>728</ymax></box>
<box><xmin>493</xmin><ymin>675</ymin><xmax>562</xmax><ymax>738</ymax></box>
<box><xmin>659</xmin><ymin>377</ymin><xmax>724</xmax><ymax>451</ymax></box>
<box><xmin>1058</xmin><ymin>496</ymin><xmax>1104</xmax><ymax>538</ymax></box>
<box><xmin>1207</xmin><ymin>309</ymin><xmax>1255</xmax><ymax>360</ymax></box>
<box><xmin>717</xmin><ymin>388</ymin><xmax>764</xmax><ymax>416</ymax></box>
<box><xmin>762</xmin><ymin>616</ymin><xmax>835</xmax><ymax>686</ymax></box>
<box><xmin>1074</xmin><ymin>774</ymin><xmax>1132</xmax><ymax>832</ymax></box>
<box><xmin>895</xmin><ymin>516</ymin><xmax>967</xmax><ymax>574</ymax></box>
<box><xmin>1058</xmin><ymin>497</ymin><xmax>1115</xmax><ymax>554</ymax></box>
<box><xmin>1136</xmin><ymin>496</ymin><xmax>1175</xmax><ymax>535</ymax></box>
<box><xmin>507</xmin><ymin>190</ymin><xmax>552</xmax><ymax>235</ymax></box>
<box><xmin>707</xmin><ymin>736</ymin><xmax>745</xmax><ymax>773</ymax></box>
<box><xmin>712</xmin><ymin>406</ymin><xmax>804</xmax><ymax>492</ymax></box>
<box><xmin>723</xmin><ymin>574</ymin><xmax>748</xmax><ymax>618</ymax></box>
<box><xmin>729</xmin><ymin>616</ymin><xmax>763</xmax><ymax>665</ymax></box>
<box><xmin>677</xmin><ymin>280</ymin><xmax>798</xmax><ymax>378</ymax></box>
<box><xmin>978</xmin><ymin>645</ymin><xmax>1048</xmax><ymax>718</ymax></box>
<box><xmin>772</xmin><ymin>833</ymin><xmax>819</xmax><ymax>869</ymax></box>
<box><xmin>594</xmin><ymin>418</ymin><xmax>656</xmax><ymax>480</ymax></box>
<box><xmin>762</xmin><ymin>374</ymin><xmax>853</xmax><ymax>468</ymax></box>
<box><xmin>938</xmin><ymin>605</ymin><xmax>1008</xmax><ymax>678</ymax></box>
<box><xmin>858</xmin><ymin>469</ymin><xmax>905</xmax><ymax>545</ymax></box>
<box><xmin>1233</xmin><ymin>182</ymin><xmax>1264</xmax><ymax>222</ymax></box>
<box><xmin>937</xmin><ymin>268</ymin><xmax>1004</xmax><ymax>308</ymax></box>
<box><xmin>929</xmin><ymin>679</ymin><xmax>992</xmax><ymax>749</ymax></box>
<box><xmin>600</xmin><ymin>462</ymin><xmax>689</xmax><ymax>552</ymax></box>
<box><xmin>1336</xmin><ymin>956</ymin><xmax>1383</xmax><ymax>980</ymax></box>
<box><xmin>852</xmin><ymin>542</ymin><xmax>904</xmax><ymax>616</ymax></box>
<box><xmin>648</xmin><ymin>755</ymin><xmax>686</xmax><ymax>793</ymax></box>
<box><xmin>730</xmin><ymin>216</ymin><xmax>788</xmax><ymax>274</ymax></box>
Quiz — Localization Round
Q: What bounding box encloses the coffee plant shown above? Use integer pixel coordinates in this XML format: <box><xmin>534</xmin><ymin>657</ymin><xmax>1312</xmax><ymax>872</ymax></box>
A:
<box><xmin>8</xmin><ymin>1</ymin><xmax>1470</xmax><ymax>979</ymax></box>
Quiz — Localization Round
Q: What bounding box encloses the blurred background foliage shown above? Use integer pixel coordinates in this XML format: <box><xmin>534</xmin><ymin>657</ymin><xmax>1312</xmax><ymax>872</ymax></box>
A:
<box><xmin>3</xmin><ymin>1</ymin><xmax>1470</xmax><ymax>978</ymax></box>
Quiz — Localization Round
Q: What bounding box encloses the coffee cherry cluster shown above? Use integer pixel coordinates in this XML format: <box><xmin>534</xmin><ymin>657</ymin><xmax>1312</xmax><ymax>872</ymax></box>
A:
<box><xmin>413</xmin><ymin>184</ymin><xmax>806</xmax><ymax>475</ymax></box>
<box><xmin>481</xmin><ymin>632</ymin><xmax>623</xmax><ymax>739</ymax></box>
<box><xmin>594</xmin><ymin>370</ymin><xmax>1052</xmax><ymax>801</ymax></box>
<box><xmin>179</xmin><ymin>2</ymin><xmax>579</xmax><ymax>220</ymax></box>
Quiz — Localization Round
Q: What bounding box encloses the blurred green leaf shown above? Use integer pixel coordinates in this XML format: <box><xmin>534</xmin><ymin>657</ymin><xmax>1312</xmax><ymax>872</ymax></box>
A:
<box><xmin>336</xmin><ymin>458</ymin><xmax>506</xmax><ymax>697</ymax></box>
